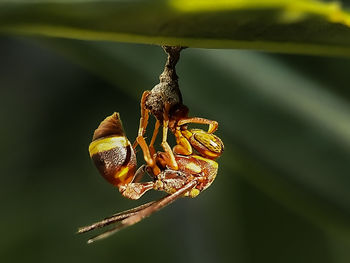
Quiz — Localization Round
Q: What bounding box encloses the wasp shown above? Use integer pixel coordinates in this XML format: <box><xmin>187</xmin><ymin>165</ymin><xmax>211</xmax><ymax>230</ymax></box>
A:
<box><xmin>78</xmin><ymin>111</ymin><xmax>223</xmax><ymax>243</ymax></box>
<box><xmin>78</xmin><ymin>46</ymin><xmax>224</xmax><ymax>243</ymax></box>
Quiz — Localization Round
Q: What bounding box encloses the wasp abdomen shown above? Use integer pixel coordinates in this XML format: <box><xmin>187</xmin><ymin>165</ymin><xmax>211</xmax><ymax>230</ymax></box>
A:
<box><xmin>89</xmin><ymin>113</ymin><xmax>137</xmax><ymax>187</ymax></box>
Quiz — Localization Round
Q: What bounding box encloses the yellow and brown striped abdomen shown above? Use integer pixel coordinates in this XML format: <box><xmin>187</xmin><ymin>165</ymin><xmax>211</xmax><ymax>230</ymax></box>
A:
<box><xmin>88</xmin><ymin>113</ymin><xmax>137</xmax><ymax>187</ymax></box>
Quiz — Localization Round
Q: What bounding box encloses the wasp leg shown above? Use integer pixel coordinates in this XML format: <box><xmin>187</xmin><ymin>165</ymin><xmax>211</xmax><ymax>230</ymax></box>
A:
<box><xmin>86</xmin><ymin>180</ymin><xmax>197</xmax><ymax>243</ymax></box>
<box><xmin>173</xmin><ymin>129</ymin><xmax>193</xmax><ymax>155</ymax></box>
<box><xmin>178</xmin><ymin>117</ymin><xmax>218</xmax><ymax>133</ymax></box>
<box><xmin>136</xmin><ymin>136</ymin><xmax>161</xmax><ymax>175</ymax></box>
<box><xmin>149</xmin><ymin>120</ymin><xmax>160</xmax><ymax>157</ymax></box>
<box><xmin>77</xmin><ymin>201</ymin><xmax>156</xmax><ymax>234</ymax></box>
<box><xmin>120</xmin><ymin>181</ymin><xmax>154</xmax><ymax>200</ymax></box>
<box><xmin>135</xmin><ymin>91</ymin><xmax>161</xmax><ymax>175</ymax></box>
<box><xmin>160</xmin><ymin>102</ymin><xmax>178</xmax><ymax>170</ymax></box>
<box><xmin>133</xmin><ymin>90</ymin><xmax>151</xmax><ymax>149</ymax></box>
<box><xmin>133</xmin><ymin>164</ymin><xmax>148</xmax><ymax>183</ymax></box>
<box><xmin>160</xmin><ymin>120</ymin><xmax>178</xmax><ymax>170</ymax></box>
<box><xmin>116</xmin><ymin>165</ymin><xmax>155</xmax><ymax>200</ymax></box>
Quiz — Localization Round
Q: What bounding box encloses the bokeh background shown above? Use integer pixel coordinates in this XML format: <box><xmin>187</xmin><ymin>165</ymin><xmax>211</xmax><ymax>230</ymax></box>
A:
<box><xmin>1</xmin><ymin>31</ymin><xmax>350</xmax><ymax>263</ymax></box>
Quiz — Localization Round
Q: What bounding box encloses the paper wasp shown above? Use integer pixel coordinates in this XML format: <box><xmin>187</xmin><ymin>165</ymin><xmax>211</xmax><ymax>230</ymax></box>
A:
<box><xmin>78</xmin><ymin>46</ymin><xmax>224</xmax><ymax>243</ymax></box>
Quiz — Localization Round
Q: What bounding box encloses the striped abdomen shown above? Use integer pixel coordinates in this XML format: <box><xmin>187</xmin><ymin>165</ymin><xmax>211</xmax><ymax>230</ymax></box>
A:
<box><xmin>88</xmin><ymin>113</ymin><xmax>137</xmax><ymax>187</ymax></box>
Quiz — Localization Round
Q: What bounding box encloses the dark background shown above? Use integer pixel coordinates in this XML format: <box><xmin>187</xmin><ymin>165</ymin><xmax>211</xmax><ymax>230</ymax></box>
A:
<box><xmin>1</xmin><ymin>35</ymin><xmax>350</xmax><ymax>263</ymax></box>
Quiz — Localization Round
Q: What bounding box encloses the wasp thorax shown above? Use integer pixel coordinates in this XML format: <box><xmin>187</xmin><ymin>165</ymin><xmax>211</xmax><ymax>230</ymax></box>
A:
<box><xmin>89</xmin><ymin>113</ymin><xmax>137</xmax><ymax>187</ymax></box>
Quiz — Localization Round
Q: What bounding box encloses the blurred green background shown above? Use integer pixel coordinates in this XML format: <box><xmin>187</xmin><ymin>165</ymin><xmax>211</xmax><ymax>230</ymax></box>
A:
<box><xmin>2</xmin><ymin>12</ymin><xmax>350</xmax><ymax>263</ymax></box>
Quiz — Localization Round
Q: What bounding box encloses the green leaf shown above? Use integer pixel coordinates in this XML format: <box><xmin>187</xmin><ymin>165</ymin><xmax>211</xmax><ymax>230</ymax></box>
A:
<box><xmin>2</xmin><ymin>0</ymin><xmax>350</xmax><ymax>56</ymax></box>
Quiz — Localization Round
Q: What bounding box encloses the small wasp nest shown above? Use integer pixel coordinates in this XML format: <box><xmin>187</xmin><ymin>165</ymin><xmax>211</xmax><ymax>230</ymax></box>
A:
<box><xmin>145</xmin><ymin>46</ymin><xmax>185</xmax><ymax>121</ymax></box>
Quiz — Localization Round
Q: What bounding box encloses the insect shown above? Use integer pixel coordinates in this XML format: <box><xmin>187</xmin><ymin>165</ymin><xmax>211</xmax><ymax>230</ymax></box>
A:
<box><xmin>78</xmin><ymin>46</ymin><xmax>224</xmax><ymax>243</ymax></box>
<box><xmin>78</xmin><ymin>111</ymin><xmax>224</xmax><ymax>243</ymax></box>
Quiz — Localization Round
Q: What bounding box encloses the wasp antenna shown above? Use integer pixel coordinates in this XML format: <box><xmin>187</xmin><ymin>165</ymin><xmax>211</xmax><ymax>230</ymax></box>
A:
<box><xmin>107</xmin><ymin>200</ymin><xmax>156</xmax><ymax>218</ymax></box>
<box><xmin>87</xmin><ymin>224</ymin><xmax>125</xmax><ymax>244</ymax></box>
<box><xmin>77</xmin><ymin>201</ymin><xmax>156</xmax><ymax>234</ymax></box>
<box><xmin>119</xmin><ymin>180</ymin><xmax>197</xmax><ymax>227</ymax></box>
<box><xmin>77</xmin><ymin>214</ymin><xmax>129</xmax><ymax>235</ymax></box>
<box><xmin>85</xmin><ymin>181</ymin><xmax>197</xmax><ymax>243</ymax></box>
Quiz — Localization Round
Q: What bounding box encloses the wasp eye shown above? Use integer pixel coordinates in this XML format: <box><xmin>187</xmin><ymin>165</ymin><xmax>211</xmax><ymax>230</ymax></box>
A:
<box><xmin>193</xmin><ymin>130</ymin><xmax>224</xmax><ymax>154</ymax></box>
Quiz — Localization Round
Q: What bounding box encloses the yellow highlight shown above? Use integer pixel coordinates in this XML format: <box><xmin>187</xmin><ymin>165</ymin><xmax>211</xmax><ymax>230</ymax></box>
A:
<box><xmin>190</xmin><ymin>188</ymin><xmax>200</xmax><ymax>198</ymax></box>
<box><xmin>193</xmin><ymin>155</ymin><xmax>218</xmax><ymax>170</ymax></box>
<box><xmin>181</xmin><ymin>130</ymin><xmax>193</xmax><ymax>139</ymax></box>
<box><xmin>89</xmin><ymin>136</ymin><xmax>128</xmax><ymax>157</ymax></box>
<box><xmin>115</xmin><ymin>167</ymin><xmax>129</xmax><ymax>180</ymax></box>
<box><xmin>186</xmin><ymin>162</ymin><xmax>202</xmax><ymax>173</ymax></box>
<box><xmin>170</xmin><ymin>0</ymin><xmax>350</xmax><ymax>27</ymax></box>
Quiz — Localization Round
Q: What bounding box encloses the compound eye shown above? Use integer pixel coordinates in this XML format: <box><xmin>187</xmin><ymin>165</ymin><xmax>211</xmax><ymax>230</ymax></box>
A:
<box><xmin>191</xmin><ymin>129</ymin><xmax>224</xmax><ymax>158</ymax></box>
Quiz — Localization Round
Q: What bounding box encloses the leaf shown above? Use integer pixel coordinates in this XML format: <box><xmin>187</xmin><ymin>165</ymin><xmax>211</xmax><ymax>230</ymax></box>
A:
<box><xmin>1</xmin><ymin>0</ymin><xmax>350</xmax><ymax>56</ymax></box>
<box><xmin>36</xmin><ymin>38</ymin><xmax>350</xmax><ymax>239</ymax></box>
